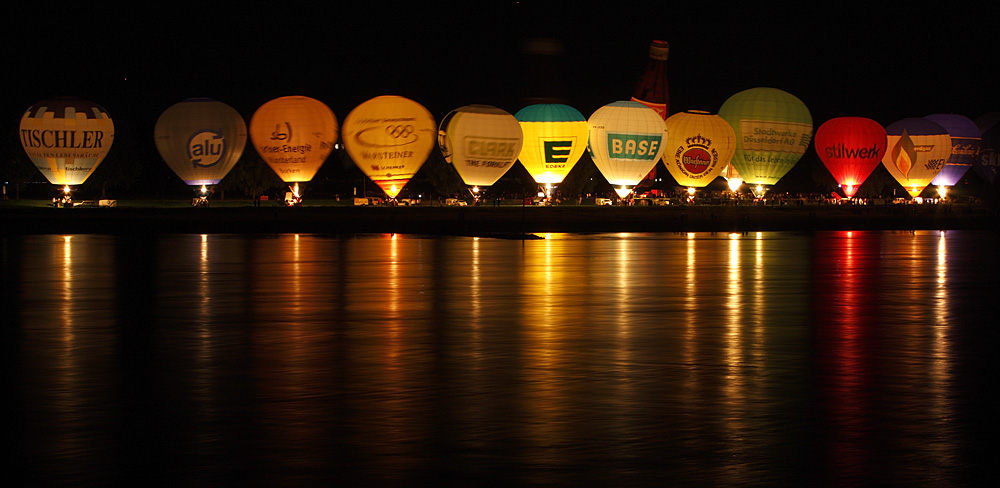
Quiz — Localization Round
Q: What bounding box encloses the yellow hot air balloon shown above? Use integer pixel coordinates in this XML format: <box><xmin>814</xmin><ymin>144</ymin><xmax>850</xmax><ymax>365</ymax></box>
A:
<box><xmin>154</xmin><ymin>98</ymin><xmax>247</xmax><ymax>204</ymax></box>
<box><xmin>882</xmin><ymin>118</ymin><xmax>951</xmax><ymax>198</ymax></box>
<box><xmin>515</xmin><ymin>104</ymin><xmax>589</xmax><ymax>191</ymax></box>
<box><xmin>342</xmin><ymin>96</ymin><xmax>436</xmax><ymax>200</ymax></box>
<box><xmin>249</xmin><ymin>96</ymin><xmax>339</xmax><ymax>204</ymax></box>
<box><xmin>438</xmin><ymin>105</ymin><xmax>523</xmax><ymax>201</ymax></box>
<box><xmin>663</xmin><ymin>110</ymin><xmax>736</xmax><ymax>194</ymax></box>
<box><xmin>587</xmin><ymin>101</ymin><xmax>667</xmax><ymax>198</ymax></box>
<box><xmin>19</xmin><ymin>97</ymin><xmax>114</xmax><ymax>196</ymax></box>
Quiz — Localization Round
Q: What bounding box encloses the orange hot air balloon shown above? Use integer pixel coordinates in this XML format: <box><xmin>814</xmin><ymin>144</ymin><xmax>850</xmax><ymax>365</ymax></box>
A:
<box><xmin>19</xmin><ymin>97</ymin><xmax>114</xmax><ymax>187</ymax></box>
<box><xmin>882</xmin><ymin>118</ymin><xmax>951</xmax><ymax>198</ymax></box>
<box><xmin>814</xmin><ymin>117</ymin><xmax>887</xmax><ymax>198</ymax></box>
<box><xmin>249</xmin><ymin>96</ymin><xmax>339</xmax><ymax>199</ymax></box>
<box><xmin>342</xmin><ymin>96</ymin><xmax>436</xmax><ymax>200</ymax></box>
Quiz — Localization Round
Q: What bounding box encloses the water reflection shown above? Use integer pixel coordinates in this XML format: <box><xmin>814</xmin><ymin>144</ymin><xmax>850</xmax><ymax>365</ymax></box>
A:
<box><xmin>4</xmin><ymin>231</ymin><xmax>995</xmax><ymax>485</ymax></box>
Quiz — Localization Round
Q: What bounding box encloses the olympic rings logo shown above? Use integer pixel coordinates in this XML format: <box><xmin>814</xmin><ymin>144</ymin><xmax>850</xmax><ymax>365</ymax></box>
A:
<box><xmin>385</xmin><ymin>125</ymin><xmax>414</xmax><ymax>138</ymax></box>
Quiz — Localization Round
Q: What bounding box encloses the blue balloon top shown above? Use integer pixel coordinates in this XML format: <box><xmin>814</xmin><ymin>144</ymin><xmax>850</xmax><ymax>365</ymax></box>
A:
<box><xmin>925</xmin><ymin>113</ymin><xmax>981</xmax><ymax>138</ymax></box>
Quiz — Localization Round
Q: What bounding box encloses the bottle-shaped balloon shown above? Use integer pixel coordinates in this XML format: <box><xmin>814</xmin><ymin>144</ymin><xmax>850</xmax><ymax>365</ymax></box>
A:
<box><xmin>587</xmin><ymin>101</ymin><xmax>667</xmax><ymax>198</ymax></box>
<box><xmin>814</xmin><ymin>117</ymin><xmax>887</xmax><ymax>198</ymax></box>
<box><xmin>925</xmin><ymin>113</ymin><xmax>980</xmax><ymax>189</ymax></box>
<box><xmin>250</xmin><ymin>96</ymin><xmax>339</xmax><ymax>190</ymax></box>
<box><xmin>342</xmin><ymin>95</ymin><xmax>436</xmax><ymax>200</ymax></box>
<box><xmin>631</xmin><ymin>40</ymin><xmax>670</xmax><ymax>119</ymax></box>
<box><xmin>154</xmin><ymin>98</ymin><xmax>247</xmax><ymax>189</ymax></box>
<box><xmin>718</xmin><ymin>87</ymin><xmax>813</xmax><ymax>198</ymax></box>
<box><xmin>438</xmin><ymin>105</ymin><xmax>523</xmax><ymax>195</ymax></box>
<box><xmin>515</xmin><ymin>103</ymin><xmax>589</xmax><ymax>187</ymax></box>
<box><xmin>882</xmin><ymin>118</ymin><xmax>950</xmax><ymax>198</ymax></box>
<box><xmin>662</xmin><ymin>110</ymin><xmax>736</xmax><ymax>190</ymax></box>
<box><xmin>19</xmin><ymin>97</ymin><xmax>114</xmax><ymax>186</ymax></box>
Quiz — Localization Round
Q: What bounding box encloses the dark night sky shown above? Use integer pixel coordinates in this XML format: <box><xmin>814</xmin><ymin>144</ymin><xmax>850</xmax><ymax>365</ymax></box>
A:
<box><xmin>6</xmin><ymin>1</ymin><xmax>1000</xmax><ymax>145</ymax></box>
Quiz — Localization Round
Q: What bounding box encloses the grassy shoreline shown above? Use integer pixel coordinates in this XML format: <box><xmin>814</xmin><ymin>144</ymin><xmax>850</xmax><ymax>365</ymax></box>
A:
<box><xmin>2</xmin><ymin>199</ymin><xmax>997</xmax><ymax>236</ymax></box>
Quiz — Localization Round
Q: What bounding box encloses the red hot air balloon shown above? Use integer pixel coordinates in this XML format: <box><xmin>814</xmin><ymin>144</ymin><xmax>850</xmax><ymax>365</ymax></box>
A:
<box><xmin>814</xmin><ymin>117</ymin><xmax>887</xmax><ymax>198</ymax></box>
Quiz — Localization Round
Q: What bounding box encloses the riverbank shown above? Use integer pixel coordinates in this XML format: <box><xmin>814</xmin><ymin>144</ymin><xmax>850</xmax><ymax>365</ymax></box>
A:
<box><xmin>2</xmin><ymin>201</ymin><xmax>997</xmax><ymax>236</ymax></box>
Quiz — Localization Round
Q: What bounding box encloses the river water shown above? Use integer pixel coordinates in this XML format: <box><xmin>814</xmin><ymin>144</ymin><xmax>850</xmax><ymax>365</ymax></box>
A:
<box><xmin>2</xmin><ymin>231</ymin><xmax>997</xmax><ymax>486</ymax></box>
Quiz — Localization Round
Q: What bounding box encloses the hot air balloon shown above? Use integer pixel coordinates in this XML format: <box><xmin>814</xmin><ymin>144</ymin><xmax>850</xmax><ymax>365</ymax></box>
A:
<box><xmin>342</xmin><ymin>95</ymin><xmax>435</xmax><ymax>200</ymax></box>
<box><xmin>882</xmin><ymin>118</ymin><xmax>950</xmax><ymax>199</ymax></box>
<box><xmin>587</xmin><ymin>101</ymin><xmax>667</xmax><ymax>199</ymax></box>
<box><xmin>438</xmin><ymin>105</ymin><xmax>523</xmax><ymax>202</ymax></box>
<box><xmin>249</xmin><ymin>96</ymin><xmax>338</xmax><ymax>205</ymax></box>
<box><xmin>19</xmin><ymin>97</ymin><xmax>114</xmax><ymax>205</ymax></box>
<box><xmin>515</xmin><ymin>103</ymin><xmax>589</xmax><ymax>201</ymax></box>
<box><xmin>974</xmin><ymin>112</ymin><xmax>1000</xmax><ymax>185</ymax></box>
<box><xmin>662</xmin><ymin>110</ymin><xmax>736</xmax><ymax>200</ymax></box>
<box><xmin>814</xmin><ymin>117</ymin><xmax>887</xmax><ymax>198</ymax></box>
<box><xmin>718</xmin><ymin>87</ymin><xmax>813</xmax><ymax>198</ymax></box>
<box><xmin>154</xmin><ymin>98</ymin><xmax>247</xmax><ymax>205</ymax></box>
<box><xmin>925</xmin><ymin>113</ymin><xmax>980</xmax><ymax>199</ymax></box>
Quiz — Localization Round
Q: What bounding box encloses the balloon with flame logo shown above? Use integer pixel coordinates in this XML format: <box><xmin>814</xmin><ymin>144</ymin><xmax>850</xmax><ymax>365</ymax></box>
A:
<box><xmin>974</xmin><ymin>112</ymin><xmax>1000</xmax><ymax>185</ymax></box>
<box><xmin>925</xmin><ymin>113</ymin><xmax>980</xmax><ymax>189</ymax></box>
<box><xmin>814</xmin><ymin>117</ymin><xmax>887</xmax><ymax>198</ymax></box>
<box><xmin>19</xmin><ymin>97</ymin><xmax>114</xmax><ymax>186</ymax></box>
<box><xmin>343</xmin><ymin>95</ymin><xmax>436</xmax><ymax>199</ymax></box>
<box><xmin>515</xmin><ymin>104</ymin><xmax>589</xmax><ymax>185</ymax></box>
<box><xmin>154</xmin><ymin>98</ymin><xmax>247</xmax><ymax>188</ymax></box>
<box><xmin>587</xmin><ymin>101</ymin><xmax>667</xmax><ymax>198</ymax></box>
<box><xmin>718</xmin><ymin>87</ymin><xmax>813</xmax><ymax>197</ymax></box>
<box><xmin>881</xmin><ymin>118</ymin><xmax>951</xmax><ymax>198</ymax></box>
<box><xmin>250</xmin><ymin>96</ymin><xmax>339</xmax><ymax>198</ymax></box>
<box><xmin>438</xmin><ymin>105</ymin><xmax>523</xmax><ymax>193</ymax></box>
<box><xmin>662</xmin><ymin>110</ymin><xmax>736</xmax><ymax>189</ymax></box>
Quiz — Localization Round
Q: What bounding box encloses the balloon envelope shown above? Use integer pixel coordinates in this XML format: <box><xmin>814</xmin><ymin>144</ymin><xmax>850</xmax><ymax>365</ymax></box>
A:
<box><xmin>154</xmin><ymin>98</ymin><xmax>247</xmax><ymax>186</ymax></box>
<box><xmin>438</xmin><ymin>105</ymin><xmax>522</xmax><ymax>187</ymax></box>
<box><xmin>515</xmin><ymin>104</ymin><xmax>589</xmax><ymax>185</ymax></box>
<box><xmin>587</xmin><ymin>101</ymin><xmax>667</xmax><ymax>190</ymax></box>
<box><xmin>814</xmin><ymin>117</ymin><xmax>887</xmax><ymax>197</ymax></box>
<box><xmin>343</xmin><ymin>95</ymin><xmax>435</xmax><ymax>199</ymax></box>
<box><xmin>718</xmin><ymin>87</ymin><xmax>813</xmax><ymax>187</ymax></box>
<box><xmin>974</xmin><ymin>112</ymin><xmax>1000</xmax><ymax>184</ymax></box>
<box><xmin>882</xmin><ymin>118</ymin><xmax>950</xmax><ymax>198</ymax></box>
<box><xmin>250</xmin><ymin>96</ymin><xmax>338</xmax><ymax>183</ymax></box>
<box><xmin>19</xmin><ymin>97</ymin><xmax>114</xmax><ymax>186</ymax></box>
<box><xmin>925</xmin><ymin>113</ymin><xmax>980</xmax><ymax>186</ymax></box>
<box><xmin>662</xmin><ymin>110</ymin><xmax>736</xmax><ymax>188</ymax></box>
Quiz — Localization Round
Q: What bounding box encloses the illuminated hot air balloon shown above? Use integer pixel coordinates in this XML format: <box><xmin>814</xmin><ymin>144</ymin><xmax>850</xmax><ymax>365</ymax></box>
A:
<box><xmin>587</xmin><ymin>101</ymin><xmax>667</xmax><ymax>199</ymax></box>
<box><xmin>342</xmin><ymin>95</ymin><xmax>436</xmax><ymax>200</ymax></box>
<box><xmin>154</xmin><ymin>98</ymin><xmax>247</xmax><ymax>204</ymax></box>
<box><xmin>19</xmin><ymin>97</ymin><xmax>114</xmax><ymax>201</ymax></box>
<box><xmin>662</xmin><ymin>110</ymin><xmax>736</xmax><ymax>198</ymax></box>
<box><xmin>814</xmin><ymin>117</ymin><xmax>887</xmax><ymax>198</ymax></box>
<box><xmin>515</xmin><ymin>103</ymin><xmax>589</xmax><ymax>200</ymax></box>
<box><xmin>882</xmin><ymin>118</ymin><xmax>950</xmax><ymax>198</ymax></box>
<box><xmin>438</xmin><ymin>105</ymin><xmax>523</xmax><ymax>201</ymax></box>
<box><xmin>718</xmin><ymin>87</ymin><xmax>813</xmax><ymax>198</ymax></box>
<box><xmin>974</xmin><ymin>112</ymin><xmax>1000</xmax><ymax>185</ymax></box>
<box><xmin>925</xmin><ymin>113</ymin><xmax>980</xmax><ymax>198</ymax></box>
<box><xmin>250</xmin><ymin>96</ymin><xmax>338</xmax><ymax>204</ymax></box>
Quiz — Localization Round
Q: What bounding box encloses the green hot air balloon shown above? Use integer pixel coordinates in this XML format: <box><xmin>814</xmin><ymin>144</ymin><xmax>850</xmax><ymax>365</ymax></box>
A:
<box><xmin>718</xmin><ymin>87</ymin><xmax>812</xmax><ymax>198</ymax></box>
